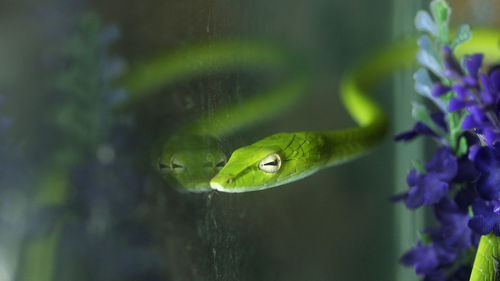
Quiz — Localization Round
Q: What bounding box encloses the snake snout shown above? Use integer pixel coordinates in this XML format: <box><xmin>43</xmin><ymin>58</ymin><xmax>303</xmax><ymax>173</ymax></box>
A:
<box><xmin>210</xmin><ymin>174</ymin><xmax>235</xmax><ymax>191</ymax></box>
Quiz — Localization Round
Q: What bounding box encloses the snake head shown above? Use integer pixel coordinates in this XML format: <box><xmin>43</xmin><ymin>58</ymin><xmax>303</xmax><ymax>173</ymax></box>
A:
<box><xmin>210</xmin><ymin>145</ymin><xmax>283</xmax><ymax>192</ymax></box>
<box><xmin>157</xmin><ymin>135</ymin><xmax>227</xmax><ymax>192</ymax></box>
<box><xmin>210</xmin><ymin>132</ymin><xmax>323</xmax><ymax>192</ymax></box>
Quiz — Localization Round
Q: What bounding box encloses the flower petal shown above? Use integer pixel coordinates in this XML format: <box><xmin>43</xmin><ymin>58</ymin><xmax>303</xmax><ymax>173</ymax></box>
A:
<box><xmin>423</xmin><ymin>178</ymin><xmax>448</xmax><ymax>205</ymax></box>
<box><xmin>489</xmin><ymin>69</ymin><xmax>500</xmax><ymax>94</ymax></box>
<box><xmin>461</xmin><ymin>115</ymin><xmax>477</xmax><ymax>130</ymax></box>
<box><xmin>465</xmin><ymin>54</ymin><xmax>483</xmax><ymax>79</ymax></box>
<box><xmin>468</xmin><ymin>216</ymin><xmax>494</xmax><ymax>235</ymax></box>
<box><xmin>432</xmin><ymin>84</ymin><xmax>451</xmax><ymax>97</ymax></box>
<box><xmin>425</xmin><ymin>147</ymin><xmax>458</xmax><ymax>181</ymax></box>
<box><xmin>448</xmin><ymin>97</ymin><xmax>467</xmax><ymax>112</ymax></box>
<box><xmin>452</xmin><ymin>84</ymin><xmax>470</xmax><ymax>99</ymax></box>
<box><xmin>477</xmin><ymin>171</ymin><xmax>500</xmax><ymax>200</ymax></box>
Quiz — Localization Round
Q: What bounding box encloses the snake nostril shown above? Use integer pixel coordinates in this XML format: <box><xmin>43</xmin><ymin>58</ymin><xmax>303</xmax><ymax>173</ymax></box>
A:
<box><xmin>226</xmin><ymin>178</ymin><xmax>232</xmax><ymax>184</ymax></box>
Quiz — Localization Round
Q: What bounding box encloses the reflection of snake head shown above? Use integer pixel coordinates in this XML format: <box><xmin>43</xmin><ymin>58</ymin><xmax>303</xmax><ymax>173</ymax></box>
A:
<box><xmin>210</xmin><ymin>132</ymin><xmax>326</xmax><ymax>192</ymax></box>
<box><xmin>156</xmin><ymin>135</ymin><xmax>227</xmax><ymax>192</ymax></box>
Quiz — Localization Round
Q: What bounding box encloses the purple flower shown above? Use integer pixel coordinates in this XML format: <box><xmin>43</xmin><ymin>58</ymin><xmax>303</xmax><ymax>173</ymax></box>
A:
<box><xmin>394</xmin><ymin>112</ymin><xmax>447</xmax><ymax>142</ymax></box>
<box><xmin>404</xmin><ymin>147</ymin><xmax>458</xmax><ymax>208</ymax></box>
<box><xmin>464</xmin><ymin>54</ymin><xmax>483</xmax><ymax>86</ymax></box>
<box><xmin>400</xmin><ymin>199</ymin><xmax>475</xmax><ymax>280</ymax></box>
<box><xmin>431</xmin><ymin>198</ymin><xmax>476</xmax><ymax>250</ymax></box>
<box><xmin>400</xmin><ymin>197</ymin><xmax>477</xmax><ymax>280</ymax></box>
<box><xmin>442</xmin><ymin>48</ymin><xmax>481</xmax><ymax>87</ymax></box>
<box><xmin>436</xmin><ymin>46</ymin><xmax>500</xmax><ymax>144</ymax></box>
<box><xmin>432</xmin><ymin>84</ymin><xmax>451</xmax><ymax>97</ymax></box>
<box><xmin>453</xmin><ymin>64</ymin><xmax>500</xmax><ymax>143</ymax></box>
<box><xmin>448</xmin><ymin>97</ymin><xmax>471</xmax><ymax>112</ymax></box>
<box><xmin>405</xmin><ymin>172</ymin><xmax>449</xmax><ymax>208</ymax></box>
<box><xmin>469</xmin><ymin>143</ymin><xmax>500</xmax><ymax>200</ymax></box>
<box><xmin>397</xmin><ymin>13</ymin><xmax>500</xmax><ymax>280</ymax></box>
<box><xmin>459</xmin><ymin>69</ymin><xmax>500</xmax><ymax>143</ymax></box>
<box><xmin>394</xmin><ymin>122</ymin><xmax>436</xmax><ymax>141</ymax></box>
<box><xmin>400</xmin><ymin>242</ymin><xmax>439</xmax><ymax>275</ymax></box>
<box><xmin>460</xmin><ymin>107</ymin><xmax>488</xmax><ymax>130</ymax></box>
<box><xmin>442</xmin><ymin>46</ymin><xmax>464</xmax><ymax>80</ymax></box>
<box><xmin>454</xmin><ymin>185</ymin><xmax>478</xmax><ymax>211</ymax></box>
<box><xmin>468</xmin><ymin>198</ymin><xmax>500</xmax><ymax>235</ymax></box>
<box><xmin>426</xmin><ymin>147</ymin><xmax>459</xmax><ymax>180</ymax></box>
<box><xmin>452</xmin><ymin>156</ymin><xmax>479</xmax><ymax>183</ymax></box>
<box><xmin>400</xmin><ymin>240</ymin><xmax>456</xmax><ymax>275</ymax></box>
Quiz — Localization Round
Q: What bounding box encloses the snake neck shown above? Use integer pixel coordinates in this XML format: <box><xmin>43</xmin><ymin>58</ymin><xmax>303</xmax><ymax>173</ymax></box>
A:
<box><xmin>315</xmin><ymin>41</ymin><xmax>411</xmax><ymax>167</ymax></box>
<box><xmin>318</xmin><ymin>117</ymin><xmax>388</xmax><ymax>166</ymax></box>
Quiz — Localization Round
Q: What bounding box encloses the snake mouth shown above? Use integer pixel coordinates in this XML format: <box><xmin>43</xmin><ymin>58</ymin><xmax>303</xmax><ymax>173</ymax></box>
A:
<box><xmin>209</xmin><ymin>174</ymin><xmax>278</xmax><ymax>193</ymax></box>
<box><xmin>209</xmin><ymin>174</ymin><xmax>233</xmax><ymax>191</ymax></box>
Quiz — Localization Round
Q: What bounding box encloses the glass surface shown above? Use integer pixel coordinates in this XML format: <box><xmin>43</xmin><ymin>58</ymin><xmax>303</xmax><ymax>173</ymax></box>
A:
<box><xmin>0</xmin><ymin>0</ymin><xmax>499</xmax><ymax>280</ymax></box>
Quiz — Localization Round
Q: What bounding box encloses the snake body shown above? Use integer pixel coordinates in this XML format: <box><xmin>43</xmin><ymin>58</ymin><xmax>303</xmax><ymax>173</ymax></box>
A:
<box><xmin>470</xmin><ymin>233</ymin><xmax>500</xmax><ymax>281</ymax></box>
<box><xmin>209</xmin><ymin>41</ymin><xmax>415</xmax><ymax>192</ymax></box>
<box><xmin>210</xmin><ymin>30</ymin><xmax>500</xmax><ymax>193</ymax></box>
<box><xmin>121</xmin><ymin>40</ymin><xmax>310</xmax><ymax>192</ymax></box>
<box><xmin>122</xmin><ymin>30</ymin><xmax>500</xmax><ymax>280</ymax></box>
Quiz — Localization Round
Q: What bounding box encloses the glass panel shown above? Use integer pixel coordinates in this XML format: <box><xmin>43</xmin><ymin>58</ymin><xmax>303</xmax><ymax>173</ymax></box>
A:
<box><xmin>1</xmin><ymin>1</ymin><xmax>498</xmax><ymax>281</ymax></box>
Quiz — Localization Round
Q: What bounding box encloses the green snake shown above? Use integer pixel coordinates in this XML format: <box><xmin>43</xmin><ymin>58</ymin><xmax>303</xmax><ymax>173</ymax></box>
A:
<box><xmin>122</xmin><ymin>30</ymin><xmax>500</xmax><ymax>280</ymax></box>
<box><xmin>209</xmin><ymin>31</ymin><xmax>500</xmax><ymax>194</ymax></box>
<box><xmin>121</xmin><ymin>40</ymin><xmax>310</xmax><ymax>192</ymax></box>
<box><xmin>472</xmin><ymin>233</ymin><xmax>500</xmax><ymax>281</ymax></box>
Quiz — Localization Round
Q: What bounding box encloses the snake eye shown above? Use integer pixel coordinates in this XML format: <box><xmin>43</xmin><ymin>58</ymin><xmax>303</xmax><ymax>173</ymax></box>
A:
<box><xmin>158</xmin><ymin>161</ymin><xmax>168</xmax><ymax>170</ymax></box>
<box><xmin>258</xmin><ymin>153</ymin><xmax>281</xmax><ymax>173</ymax></box>
<box><xmin>157</xmin><ymin>157</ymin><xmax>169</xmax><ymax>172</ymax></box>
<box><xmin>170</xmin><ymin>156</ymin><xmax>185</xmax><ymax>174</ymax></box>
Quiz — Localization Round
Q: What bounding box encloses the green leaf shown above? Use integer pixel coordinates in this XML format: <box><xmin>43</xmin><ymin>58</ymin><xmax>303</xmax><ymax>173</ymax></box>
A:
<box><xmin>450</xmin><ymin>24</ymin><xmax>472</xmax><ymax>50</ymax></box>
<box><xmin>411</xmin><ymin>159</ymin><xmax>427</xmax><ymax>174</ymax></box>
<box><xmin>413</xmin><ymin>68</ymin><xmax>448</xmax><ymax>111</ymax></box>
<box><xmin>414</xmin><ymin>68</ymin><xmax>433</xmax><ymax>97</ymax></box>
<box><xmin>416</xmin><ymin>48</ymin><xmax>444</xmax><ymax>78</ymax></box>
<box><xmin>417</xmin><ymin>34</ymin><xmax>436</xmax><ymax>55</ymax></box>
<box><xmin>430</xmin><ymin>0</ymin><xmax>451</xmax><ymax>44</ymax></box>
<box><xmin>455</xmin><ymin>136</ymin><xmax>468</xmax><ymax>157</ymax></box>
<box><xmin>446</xmin><ymin>111</ymin><xmax>466</xmax><ymax>151</ymax></box>
<box><xmin>416</xmin><ymin>35</ymin><xmax>444</xmax><ymax>77</ymax></box>
<box><xmin>420</xmin><ymin>232</ymin><xmax>433</xmax><ymax>244</ymax></box>
<box><xmin>415</xmin><ymin>10</ymin><xmax>438</xmax><ymax>36</ymax></box>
